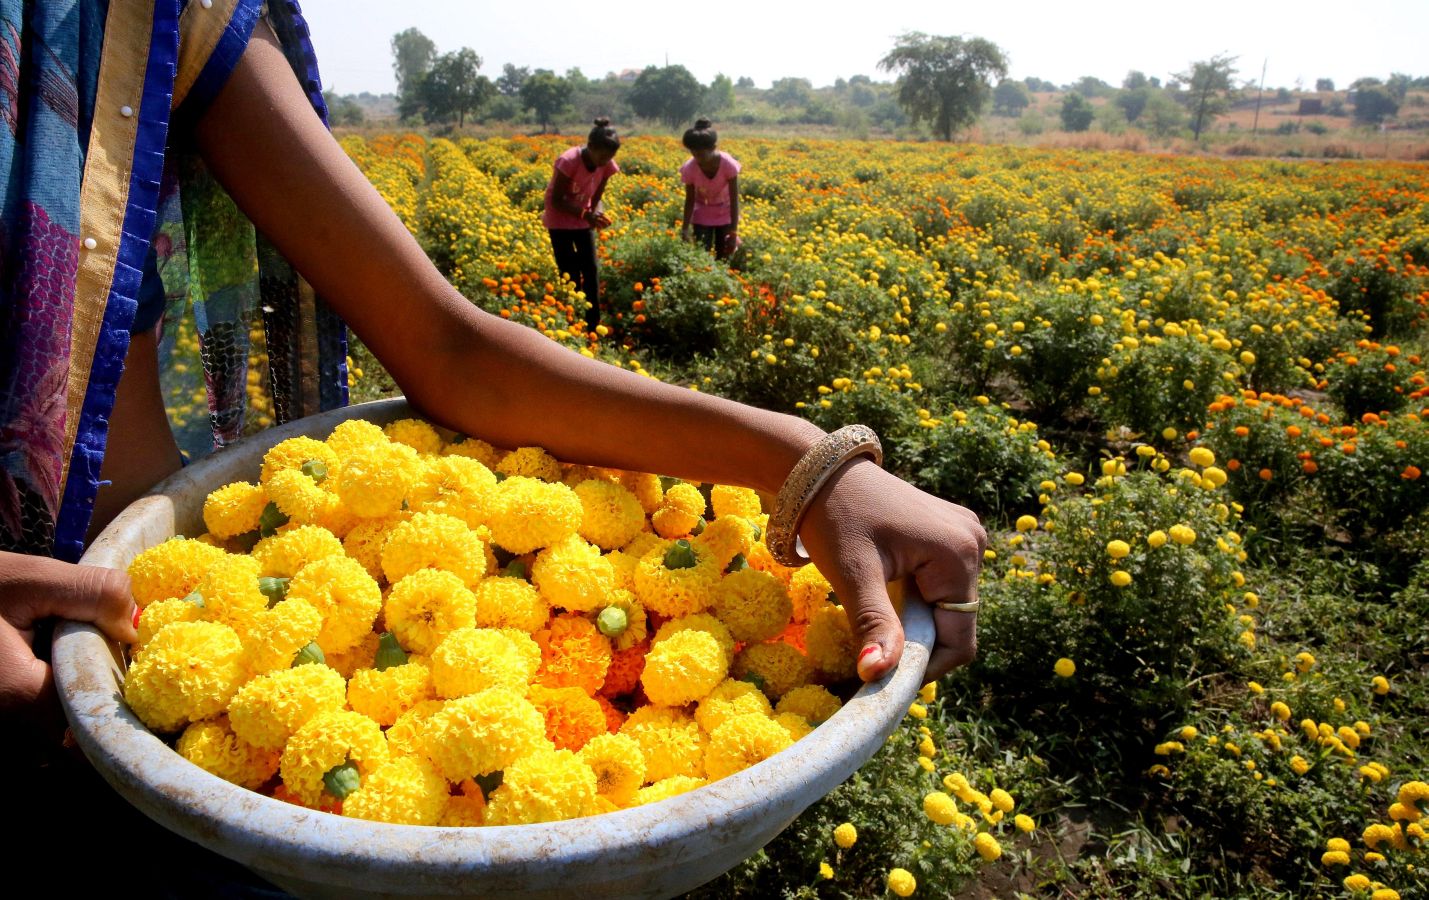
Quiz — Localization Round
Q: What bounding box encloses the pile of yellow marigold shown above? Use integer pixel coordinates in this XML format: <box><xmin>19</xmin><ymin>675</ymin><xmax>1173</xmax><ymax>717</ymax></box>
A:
<box><xmin>122</xmin><ymin>417</ymin><xmax>860</xmax><ymax>826</ymax></box>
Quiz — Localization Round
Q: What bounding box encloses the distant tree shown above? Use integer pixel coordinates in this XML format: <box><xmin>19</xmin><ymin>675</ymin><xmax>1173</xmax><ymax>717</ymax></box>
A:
<box><xmin>1116</xmin><ymin>86</ymin><xmax>1150</xmax><ymax>122</ymax></box>
<box><xmin>520</xmin><ymin>70</ymin><xmax>571</xmax><ymax>132</ymax></box>
<box><xmin>497</xmin><ymin>64</ymin><xmax>530</xmax><ymax>97</ymax></box>
<box><xmin>707</xmin><ymin>73</ymin><xmax>736</xmax><ymax>112</ymax></box>
<box><xmin>769</xmin><ymin>77</ymin><xmax>813</xmax><ymax>108</ymax></box>
<box><xmin>391</xmin><ymin>28</ymin><xmax>437</xmax><ymax>121</ymax></box>
<box><xmin>992</xmin><ymin>79</ymin><xmax>1030</xmax><ymax>116</ymax></box>
<box><xmin>1123</xmin><ymin>70</ymin><xmax>1149</xmax><ymax>90</ymax></box>
<box><xmin>627</xmin><ymin>65</ymin><xmax>704</xmax><ymax>128</ymax></box>
<box><xmin>1075</xmin><ymin>76</ymin><xmax>1112</xmax><ymax>97</ymax></box>
<box><xmin>1386</xmin><ymin>72</ymin><xmax>1412</xmax><ymax>101</ymax></box>
<box><xmin>1315</xmin><ymin>77</ymin><xmax>1335</xmax><ymax>92</ymax></box>
<box><xmin>1353</xmin><ymin>84</ymin><xmax>1400</xmax><ymax>125</ymax></box>
<box><xmin>1059</xmin><ymin>93</ymin><xmax>1094</xmax><ymax>131</ymax></box>
<box><xmin>849</xmin><ymin>81</ymin><xmax>878</xmax><ymax>107</ymax></box>
<box><xmin>564</xmin><ymin>67</ymin><xmax>590</xmax><ymax>91</ymax></box>
<box><xmin>1142</xmin><ymin>90</ymin><xmax>1187</xmax><ymax>136</ymax></box>
<box><xmin>878</xmin><ymin>32</ymin><xmax>1008</xmax><ymax>141</ymax></box>
<box><xmin>834</xmin><ymin>77</ymin><xmax>848</xmax><ymax>92</ymax></box>
<box><xmin>323</xmin><ymin>90</ymin><xmax>365</xmax><ymax>126</ymax></box>
<box><xmin>419</xmin><ymin>49</ymin><xmax>492</xmax><ymax>127</ymax></box>
<box><xmin>1023</xmin><ymin>76</ymin><xmax>1057</xmax><ymax>93</ymax></box>
<box><xmin>735</xmin><ymin>76</ymin><xmax>755</xmax><ymax>89</ymax></box>
<box><xmin>1175</xmin><ymin>53</ymin><xmax>1238</xmax><ymax>139</ymax></box>
<box><xmin>1149</xmin><ymin>76</ymin><xmax>1162</xmax><ymax>88</ymax></box>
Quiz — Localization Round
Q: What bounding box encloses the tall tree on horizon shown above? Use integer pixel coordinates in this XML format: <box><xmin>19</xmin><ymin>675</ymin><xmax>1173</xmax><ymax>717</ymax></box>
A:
<box><xmin>878</xmin><ymin>33</ymin><xmax>1008</xmax><ymax>141</ymax></box>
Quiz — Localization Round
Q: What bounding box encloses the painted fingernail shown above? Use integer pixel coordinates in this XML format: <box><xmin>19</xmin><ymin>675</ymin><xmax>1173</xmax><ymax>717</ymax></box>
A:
<box><xmin>131</xmin><ymin>604</ymin><xmax>141</xmax><ymax>629</ymax></box>
<box><xmin>857</xmin><ymin>644</ymin><xmax>884</xmax><ymax>679</ymax></box>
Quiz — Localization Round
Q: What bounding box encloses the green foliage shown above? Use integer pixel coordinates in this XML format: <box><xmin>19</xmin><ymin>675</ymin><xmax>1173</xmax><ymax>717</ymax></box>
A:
<box><xmin>877</xmin><ymin>33</ymin><xmax>1009</xmax><ymax>141</ymax></box>
<box><xmin>1001</xmin><ymin>288</ymin><xmax>1117</xmax><ymax>416</ymax></box>
<box><xmin>519</xmin><ymin>70</ymin><xmax>571</xmax><ymax>132</ymax></box>
<box><xmin>1176</xmin><ymin>54</ymin><xmax>1238</xmax><ymax>140</ymax></box>
<box><xmin>628</xmin><ymin>65</ymin><xmax>705</xmax><ymax>129</ymax></box>
<box><xmin>1060</xmin><ymin>94</ymin><xmax>1095</xmax><ymax>133</ymax></box>
<box><xmin>1094</xmin><ymin>333</ymin><xmax>1231</xmax><ymax>437</ymax></box>
<box><xmin>992</xmin><ymin>79</ymin><xmax>1030</xmax><ymax>116</ymax></box>
<box><xmin>1323</xmin><ymin>344</ymin><xmax>1416</xmax><ymax>417</ymax></box>
<box><xmin>418</xmin><ymin>48</ymin><xmax>493</xmax><ymax>127</ymax></box>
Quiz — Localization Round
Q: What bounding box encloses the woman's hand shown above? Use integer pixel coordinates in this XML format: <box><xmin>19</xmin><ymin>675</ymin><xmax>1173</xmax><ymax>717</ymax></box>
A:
<box><xmin>798</xmin><ymin>459</ymin><xmax>986</xmax><ymax>683</ymax></box>
<box><xmin>1</xmin><ymin>552</ymin><xmax>137</xmax><ymax>723</ymax></box>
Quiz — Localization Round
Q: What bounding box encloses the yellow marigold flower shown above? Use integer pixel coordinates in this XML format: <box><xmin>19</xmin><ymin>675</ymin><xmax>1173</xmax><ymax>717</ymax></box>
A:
<box><xmin>279</xmin><ymin>709</ymin><xmax>389</xmax><ymax>807</ymax></box>
<box><xmin>472</xmin><ymin>575</ymin><xmax>550</xmax><ymax>633</ymax></box>
<box><xmin>705</xmin><ymin>712</ymin><xmax>794</xmax><ymax>781</ymax></box>
<box><xmin>265</xmin><ymin>468</ymin><xmax>340</xmax><ymax>529</ymax></box>
<box><xmin>407</xmin><ymin>455</ymin><xmax>497</xmax><ymax>529</ymax></box>
<box><xmin>745</xmin><ymin>536</ymin><xmax>796</xmax><ymax>586</ymax></box>
<box><xmin>347</xmin><ymin>658</ymin><xmax>434</xmax><ymax>727</ymax></box>
<box><xmin>654</xmin><ymin>612</ymin><xmax>736</xmax><ymax>662</ymax></box>
<box><xmin>384</xmin><ymin>569</ymin><xmax>478</xmax><ymax>655</ymax></box>
<box><xmin>176</xmin><ymin>717</ymin><xmax>279</xmax><ymax>790</ymax></box>
<box><xmin>127</xmin><ymin>538</ymin><xmax>228</xmax><ymax>607</ymax></box>
<box><xmin>577</xmin><ymin>732</ymin><xmax>646</xmax><ymax>807</ymax></box>
<box><xmin>1372</xmin><ymin>675</ymin><xmax>1391</xmax><ymax>695</ymax></box>
<box><xmin>1359</xmin><ymin>765</ymin><xmax>1384</xmax><ymax>783</ymax></box>
<box><xmin>606</xmin><ymin>549</ymin><xmax>639</xmax><ymax>593</ymax></box>
<box><xmin>805</xmin><ymin>603</ymin><xmax>857</xmax><ymax>680</ymax></box>
<box><xmin>1248</xmin><ymin>681</ymin><xmax>1265</xmax><ymax>695</ymax></box>
<box><xmin>618</xmin><ymin>471</ymin><xmax>663</xmax><ymax>514</ymax></box>
<box><xmin>1109</xmin><ymin>570</ymin><xmax>1133</xmax><ymax>588</ymax></box>
<box><xmin>1344</xmin><ymin>874</ymin><xmax>1373</xmax><ymax>892</ymax></box>
<box><xmin>693</xmin><ymin>515</ymin><xmax>759</xmax><ymax>570</ymax></box>
<box><xmin>334</xmin><ymin>440</ymin><xmax>420</xmax><ymax>519</ymax></box>
<box><xmin>924</xmin><ymin>791</ymin><xmax>958</xmax><ymax>825</ymax></box>
<box><xmin>733</xmin><ymin>641</ymin><xmax>814</xmax><ymax>701</ymax></box>
<box><xmin>918</xmin><ymin>735</ymin><xmax>937</xmax><ymax>758</ymax></box>
<box><xmin>1326</xmin><ymin>837</ymin><xmax>1352</xmax><ymax>853</ymax></box>
<box><xmin>919</xmin><ymin>682</ymin><xmax>937</xmax><ymax>704</ymax></box>
<box><xmin>286</xmin><ymin>554</ymin><xmax>382</xmax><ymax>654</ymax></box>
<box><xmin>325</xmin><ymin>418</ymin><xmax>387</xmax><ymax>460</ymax></box>
<box><xmin>1106</xmin><ymin>539</ymin><xmax>1131</xmax><ymax>559</ymax></box>
<box><xmin>381</xmin><ymin>511</ymin><xmax>490</xmax><ymax>588</ymax></box>
<box><xmin>1154</xmin><ymin>742</ymin><xmax>1185</xmax><ymax>756</ymax></box>
<box><xmin>712</xmin><ymin>567</ymin><xmax>791</xmax><ymax>643</ymax></box>
<box><xmin>662</xmin><ymin>482</ymin><xmax>707</xmax><ymax>520</ymax></box>
<box><xmin>819</xmin><ymin>861</ymin><xmax>834</xmax><ymax>880</ymax></box>
<box><xmin>990</xmin><ymin>788</ymin><xmax>1015</xmax><ymax>813</ymax></box>
<box><xmin>1054</xmin><ymin>657</ymin><xmax>1076</xmax><ymax>678</ymax></box>
<box><xmin>776</xmin><ymin>684</ymin><xmax>842</xmax><ymax>726</ymax></box>
<box><xmin>1301</xmin><ymin>719</ymin><xmax>1319</xmax><ymax>741</ymax></box>
<box><xmin>134</xmin><ymin>596</ymin><xmax>203</xmax><ymax>651</ymax></box>
<box><xmin>123</xmin><ymin>621</ymin><xmax>244</xmax><ymax>733</ymax></box>
<box><xmin>1015</xmin><ymin>813</ymin><xmax>1036</xmax><ymax>832</ymax></box>
<box><xmin>833</xmin><ymin>822</ymin><xmax>857</xmax><ymax>849</ymax></box>
<box><xmin>635</xmin><ymin>539</ymin><xmax>722</xmax><ymax>618</ymax></box>
<box><xmin>339</xmin><ymin>516</ymin><xmax>403</xmax><ymax>580</ymax></box>
<box><xmin>535</xmin><ymin>613</ymin><xmax>611</xmax><ymax>694</ymax></box>
<box><xmin>323</xmin><ymin>629</ymin><xmax>380</xmax><ymax>680</ymax></box>
<box><xmin>1015</xmin><ymin>514</ymin><xmax>1038</xmax><ymax>532</ymax></box>
<box><xmin>622</xmin><ymin>530</ymin><xmax>669</xmax><ymax>560</ymax></box>
<box><xmin>383</xmin><ymin>418</ymin><xmax>443</xmax><ymax>455</ymax></box>
<box><xmin>1290</xmin><ymin>755</ymin><xmax>1311</xmax><ymax>775</ymax></box>
<box><xmin>887</xmin><ymin>867</ymin><xmax>916</xmax><ymax>896</ymax></box>
<box><xmin>631</xmin><ymin>775</ymin><xmax>705</xmax><ymax>807</ymax></box>
<box><xmin>696</xmin><ymin>678</ymin><xmax>774</xmax><ymax>734</ymax></box>
<box><xmin>442</xmin><ymin>435</ymin><xmax>503</xmax><ymax>468</ymax></box>
<box><xmin>620</xmin><ymin>705</ymin><xmax>706</xmax><ymax>782</ymax></box>
<box><xmin>527</xmin><ymin>684</ymin><xmax>607</xmax><ymax>752</ymax></box>
<box><xmin>1169</xmin><ymin>524</ymin><xmax>1197</xmax><ymax>546</ymax></box>
<box><xmin>486</xmin><ymin>475</ymin><xmax>583</xmax><ymax>554</ymax></box>
<box><xmin>1270</xmin><ymin>701</ymin><xmax>1292</xmax><ymax>721</ymax></box>
<box><xmin>573</xmin><ymin>479</ymin><xmax>645</xmax><ymax>551</ymax></box>
<box><xmin>531</xmin><ymin>533</ymin><xmax>615</xmax><ymax>613</ymax></box>
<box><xmin>343</xmin><ymin>756</ymin><xmax>448</xmax><ymax>826</ymax></box>
<box><xmin>775</xmin><ymin>711</ymin><xmax>814</xmax><ymax>741</ymax></box>
<box><xmin>253</xmin><ymin>525</ymin><xmax>344</xmax><ymax>579</ymax></box>
<box><xmin>496</xmin><ymin>446</ymin><xmax>563</xmax><ymax>483</ymax></box>
<box><xmin>788</xmin><ymin>565</ymin><xmax>833</xmax><ymax>623</ymax></box>
<box><xmin>643</xmin><ymin>629</ymin><xmax>729</xmax><ymax>707</ymax></box>
<box><xmin>975</xmin><ymin>831</ymin><xmax>1003</xmax><ymax>861</ymax></box>
<box><xmin>385</xmin><ymin>698</ymin><xmax>445</xmax><ymax>759</ymax></box>
<box><xmin>1322</xmin><ymin>850</ymin><xmax>1350</xmax><ymax>866</ymax></box>
<box><xmin>1146</xmin><ymin>530</ymin><xmax>1168</xmax><ymax>549</ymax></box>
<box><xmin>1188</xmin><ymin>447</ymin><xmax>1215</xmax><ymax>468</ymax></box>
<box><xmin>423</xmin><ymin>687</ymin><xmax>547</xmax><ymax>781</ymax></box>
<box><xmin>203</xmin><ymin>482</ymin><xmax>268</xmax><ymax>539</ymax></box>
<box><xmin>1398</xmin><ymin>780</ymin><xmax>1429</xmax><ymax>809</ymax></box>
<box><xmin>1294</xmin><ymin>650</ymin><xmax>1316</xmax><ymax>673</ymax></box>
<box><xmin>594</xmin><ymin>588</ymin><xmax>647</xmax><ymax>652</ymax></box>
<box><xmin>261</xmin><ymin>437</ymin><xmax>338</xmax><ymax>487</ymax></box>
<box><xmin>710</xmin><ymin>484</ymin><xmax>761</xmax><ymax>520</ymax></box>
<box><xmin>652</xmin><ymin>505</ymin><xmax>698</xmax><ymax>539</ymax></box>
<box><xmin>431</xmin><ymin>627</ymin><xmax>537</xmax><ymax>699</ymax></box>
<box><xmin>228</xmin><ymin>662</ymin><xmax>347</xmax><ymax>750</ymax></box>
<box><xmin>238</xmin><ymin>597</ymin><xmax>323</xmax><ymax>676</ymax></box>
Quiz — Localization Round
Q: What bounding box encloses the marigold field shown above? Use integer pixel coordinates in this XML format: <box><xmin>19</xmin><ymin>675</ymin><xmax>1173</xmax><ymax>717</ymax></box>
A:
<box><xmin>308</xmin><ymin>133</ymin><xmax>1429</xmax><ymax>898</ymax></box>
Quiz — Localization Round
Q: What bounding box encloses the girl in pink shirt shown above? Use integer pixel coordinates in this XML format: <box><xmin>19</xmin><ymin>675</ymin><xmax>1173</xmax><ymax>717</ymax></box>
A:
<box><xmin>543</xmin><ymin>118</ymin><xmax>622</xmax><ymax>331</ymax></box>
<box><xmin>679</xmin><ymin>119</ymin><xmax>741</xmax><ymax>261</ymax></box>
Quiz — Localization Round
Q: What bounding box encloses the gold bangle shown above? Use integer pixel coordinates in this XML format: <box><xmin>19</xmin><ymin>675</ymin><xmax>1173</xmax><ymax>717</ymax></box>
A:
<box><xmin>766</xmin><ymin>425</ymin><xmax>882</xmax><ymax>567</ymax></box>
<box><xmin>934</xmin><ymin>600</ymin><xmax>981</xmax><ymax>613</ymax></box>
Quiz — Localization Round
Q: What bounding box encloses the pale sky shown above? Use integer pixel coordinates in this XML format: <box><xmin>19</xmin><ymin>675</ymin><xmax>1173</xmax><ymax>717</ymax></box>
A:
<box><xmin>299</xmin><ymin>1</ymin><xmax>1427</xmax><ymax>96</ymax></box>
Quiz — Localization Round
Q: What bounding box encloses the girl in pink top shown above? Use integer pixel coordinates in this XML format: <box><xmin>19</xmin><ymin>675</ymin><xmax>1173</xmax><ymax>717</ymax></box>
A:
<box><xmin>679</xmin><ymin>119</ymin><xmax>741</xmax><ymax>261</ymax></box>
<box><xmin>543</xmin><ymin>118</ymin><xmax>622</xmax><ymax>331</ymax></box>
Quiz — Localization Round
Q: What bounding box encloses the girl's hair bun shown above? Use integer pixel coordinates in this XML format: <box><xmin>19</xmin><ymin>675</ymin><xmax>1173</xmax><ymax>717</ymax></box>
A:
<box><xmin>593</xmin><ymin>117</ymin><xmax>611</xmax><ymax>128</ymax></box>
<box><xmin>694</xmin><ymin>118</ymin><xmax>712</xmax><ymax>130</ymax></box>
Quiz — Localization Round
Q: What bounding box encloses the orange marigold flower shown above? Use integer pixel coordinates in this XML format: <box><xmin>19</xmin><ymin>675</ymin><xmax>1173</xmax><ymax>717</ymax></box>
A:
<box><xmin>600</xmin><ymin>641</ymin><xmax>649</xmax><ymax>698</ymax></box>
<box><xmin>536</xmin><ymin>613</ymin><xmax>612</xmax><ymax>694</ymax></box>
<box><xmin>527</xmin><ymin>684</ymin><xmax>607</xmax><ymax>751</ymax></box>
<box><xmin>1404</xmin><ymin>465</ymin><xmax>1422</xmax><ymax>481</ymax></box>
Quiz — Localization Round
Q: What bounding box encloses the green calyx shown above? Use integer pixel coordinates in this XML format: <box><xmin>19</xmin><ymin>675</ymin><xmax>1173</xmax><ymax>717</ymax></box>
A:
<box><xmin>322</xmin><ymin>760</ymin><xmax>361</xmax><ymax>800</ymax></box>
<box><xmin>503</xmin><ymin>560</ymin><xmax>528</xmax><ymax>580</ymax></box>
<box><xmin>690</xmin><ymin>518</ymin><xmax>707</xmax><ymax>537</ymax></box>
<box><xmin>657</xmin><ymin>475</ymin><xmax>680</xmax><ymax>493</ymax></box>
<box><xmin>374</xmin><ymin>632</ymin><xmax>408</xmax><ymax>671</ymax></box>
<box><xmin>747</xmin><ymin>519</ymin><xmax>762</xmax><ymax>541</ymax></box>
<box><xmin>740</xmin><ymin>672</ymin><xmax>767</xmax><ymax>692</ymax></box>
<box><xmin>182</xmin><ymin>590</ymin><xmax>205</xmax><ymax>609</ymax></box>
<box><xmin>301</xmin><ymin>459</ymin><xmax>329</xmax><ymax>483</ymax></box>
<box><xmin>596</xmin><ymin>606</ymin><xmax>628</xmax><ymax>638</ymax></box>
<box><xmin>293</xmin><ymin>642</ymin><xmax>326</xmax><ymax>667</ymax></box>
<box><xmin>258</xmin><ymin>576</ymin><xmax>290</xmax><ymax>608</ymax></box>
<box><xmin>474</xmin><ymin>770</ymin><xmax>504</xmax><ymax>796</ymax></box>
<box><xmin>725</xmin><ymin>554</ymin><xmax>749</xmax><ymax>574</ymax></box>
<box><xmin>664</xmin><ymin>539</ymin><xmax>698</xmax><ymax>570</ymax></box>
<box><xmin>258</xmin><ymin>502</ymin><xmax>289</xmax><ymax>538</ymax></box>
